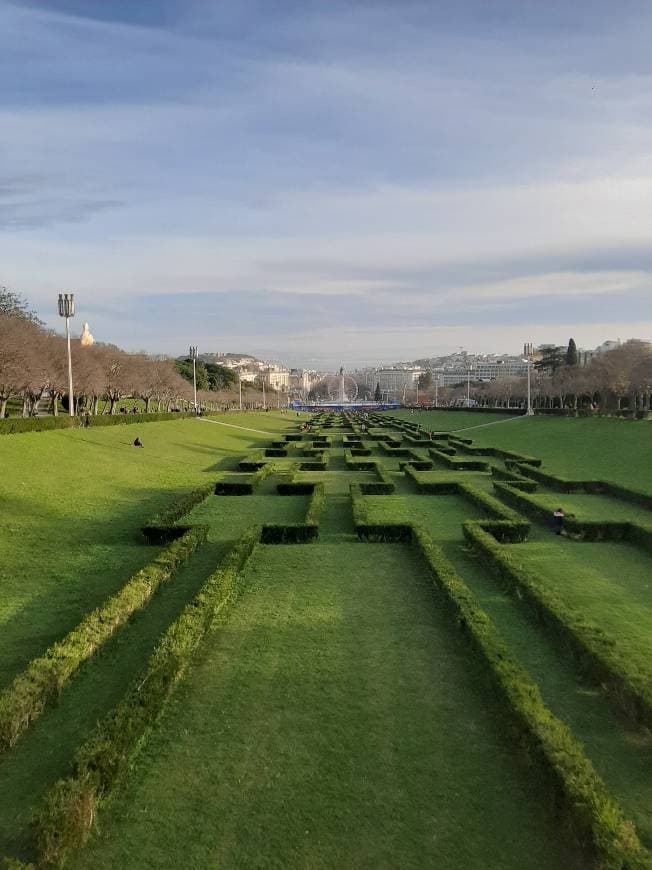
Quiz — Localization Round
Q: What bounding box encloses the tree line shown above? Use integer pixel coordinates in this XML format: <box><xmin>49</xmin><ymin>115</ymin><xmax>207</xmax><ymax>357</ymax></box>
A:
<box><xmin>415</xmin><ymin>339</ymin><xmax>652</xmax><ymax>413</ymax></box>
<box><xmin>0</xmin><ymin>288</ymin><xmax>255</xmax><ymax>418</ymax></box>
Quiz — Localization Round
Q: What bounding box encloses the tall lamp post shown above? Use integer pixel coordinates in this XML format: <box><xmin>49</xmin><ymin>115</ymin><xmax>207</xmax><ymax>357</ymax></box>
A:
<box><xmin>466</xmin><ymin>366</ymin><xmax>473</xmax><ymax>409</ymax></box>
<box><xmin>523</xmin><ymin>343</ymin><xmax>535</xmax><ymax>416</ymax></box>
<box><xmin>434</xmin><ymin>373</ymin><xmax>439</xmax><ymax>408</ymax></box>
<box><xmin>57</xmin><ymin>293</ymin><xmax>75</xmax><ymax>417</ymax></box>
<box><xmin>189</xmin><ymin>346</ymin><xmax>198</xmax><ymax>412</ymax></box>
<box><xmin>262</xmin><ymin>378</ymin><xmax>266</xmax><ymax>410</ymax></box>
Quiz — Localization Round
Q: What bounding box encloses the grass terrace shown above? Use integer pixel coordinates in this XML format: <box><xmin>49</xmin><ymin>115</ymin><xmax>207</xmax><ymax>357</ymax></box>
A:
<box><xmin>1</xmin><ymin>410</ymin><xmax>651</xmax><ymax>867</ymax></box>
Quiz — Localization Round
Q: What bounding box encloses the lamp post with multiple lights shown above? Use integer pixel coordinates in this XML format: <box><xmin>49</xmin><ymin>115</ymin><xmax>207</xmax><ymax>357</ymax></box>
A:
<box><xmin>57</xmin><ymin>293</ymin><xmax>75</xmax><ymax>417</ymax></box>
<box><xmin>189</xmin><ymin>346</ymin><xmax>198</xmax><ymax>412</ymax></box>
<box><xmin>523</xmin><ymin>342</ymin><xmax>535</xmax><ymax>416</ymax></box>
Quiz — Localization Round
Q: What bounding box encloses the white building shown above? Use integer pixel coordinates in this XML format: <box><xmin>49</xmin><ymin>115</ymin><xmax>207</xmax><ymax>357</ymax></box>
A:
<box><xmin>375</xmin><ymin>368</ymin><xmax>422</xmax><ymax>393</ymax></box>
<box><xmin>258</xmin><ymin>368</ymin><xmax>290</xmax><ymax>391</ymax></box>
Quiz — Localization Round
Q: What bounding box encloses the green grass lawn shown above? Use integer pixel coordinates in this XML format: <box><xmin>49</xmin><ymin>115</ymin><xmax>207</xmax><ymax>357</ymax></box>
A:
<box><xmin>393</xmin><ymin>409</ymin><xmax>518</xmax><ymax>430</ymax></box>
<box><xmin>3</xmin><ymin>410</ymin><xmax>652</xmax><ymax>866</ymax></box>
<box><xmin>0</xmin><ymin>412</ymin><xmax>294</xmax><ymax>689</ymax></box>
<box><xmin>503</xmin><ymin>535</ymin><xmax>652</xmax><ymax>686</ymax></box>
<box><xmin>442</xmin><ymin>540</ymin><xmax>652</xmax><ymax>848</ymax></box>
<box><xmin>73</xmin><ymin>543</ymin><xmax>568</xmax><ymax>870</ymax></box>
<box><xmin>464</xmin><ymin>416</ymin><xmax>652</xmax><ymax>493</ymax></box>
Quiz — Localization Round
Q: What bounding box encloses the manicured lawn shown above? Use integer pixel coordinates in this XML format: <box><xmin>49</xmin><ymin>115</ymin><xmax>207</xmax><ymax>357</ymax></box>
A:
<box><xmin>503</xmin><ymin>536</ymin><xmax>652</xmax><ymax>686</ymax></box>
<box><xmin>73</xmin><ymin>543</ymin><xmax>567</xmax><ymax>870</ymax></box>
<box><xmin>465</xmin><ymin>416</ymin><xmax>652</xmax><ymax>493</ymax></box>
<box><xmin>0</xmin><ymin>412</ymin><xmax>294</xmax><ymax>689</ymax></box>
<box><xmin>3</xmin><ymin>409</ymin><xmax>652</xmax><ymax>866</ymax></box>
<box><xmin>441</xmin><ymin>539</ymin><xmax>652</xmax><ymax>848</ymax></box>
<box><xmin>393</xmin><ymin>409</ymin><xmax>518</xmax><ymax>430</ymax></box>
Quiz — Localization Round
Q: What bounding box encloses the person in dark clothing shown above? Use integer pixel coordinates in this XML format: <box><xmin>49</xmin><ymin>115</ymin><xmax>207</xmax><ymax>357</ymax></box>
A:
<box><xmin>552</xmin><ymin>508</ymin><xmax>565</xmax><ymax>535</ymax></box>
<box><xmin>133</xmin><ymin>437</ymin><xmax>144</xmax><ymax>448</ymax></box>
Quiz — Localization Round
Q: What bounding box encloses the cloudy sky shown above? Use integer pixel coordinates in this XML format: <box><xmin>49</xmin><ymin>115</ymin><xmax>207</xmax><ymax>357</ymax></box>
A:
<box><xmin>1</xmin><ymin>0</ymin><xmax>650</xmax><ymax>367</ymax></box>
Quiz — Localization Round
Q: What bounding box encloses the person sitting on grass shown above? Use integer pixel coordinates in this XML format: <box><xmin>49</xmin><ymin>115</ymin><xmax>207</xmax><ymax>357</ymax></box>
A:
<box><xmin>133</xmin><ymin>437</ymin><xmax>144</xmax><ymax>448</ymax></box>
<box><xmin>552</xmin><ymin>507</ymin><xmax>565</xmax><ymax>535</ymax></box>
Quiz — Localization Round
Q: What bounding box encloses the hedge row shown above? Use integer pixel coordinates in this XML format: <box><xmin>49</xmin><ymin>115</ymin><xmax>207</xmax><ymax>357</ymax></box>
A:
<box><xmin>491</xmin><ymin>466</ymin><xmax>538</xmax><ymax>492</ymax></box>
<box><xmin>0</xmin><ymin>528</ymin><xmax>207</xmax><ymax>754</ymax></box>
<box><xmin>215</xmin><ymin>463</ymin><xmax>276</xmax><ymax>495</ymax></box>
<box><xmin>514</xmin><ymin>463</ymin><xmax>652</xmax><ymax>509</ymax></box>
<box><xmin>411</xmin><ymin>525</ymin><xmax>648</xmax><ymax>869</ymax></box>
<box><xmin>0</xmin><ymin>411</ymin><xmax>199</xmax><ymax>436</ymax></box>
<box><xmin>401</xmin><ymin>468</ymin><xmax>530</xmax><ymax>541</ymax></box>
<box><xmin>142</xmin><ymin>482</ymin><xmax>215</xmax><ymax>543</ymax></box>
<box><xmin>429</xmin><ymin>447</ymin><xmax>490</xmax><ymax>472</ymax></box>
<box><xmin>260</xmin><ymin>524</ymin><xmax>318</xmax><ymax>543</ymax></box>
<box><xmin>464</xmin><ymin>522</ymin><xmax>652</xmax><ymax>730</ymax></box>
<box><xmin>34</xmin><ymin>529</ymin><xmax>259</xmax><ymax>867</ymax></box>
<box><xmin>494</xmin><ymin>481</ymin><xmax>652</xmax><ymax>554</ymax></box>
<box><xmin>349</xmin><ymin>483</ymin><xmax>410</xmax><ymax>540</ymax></box>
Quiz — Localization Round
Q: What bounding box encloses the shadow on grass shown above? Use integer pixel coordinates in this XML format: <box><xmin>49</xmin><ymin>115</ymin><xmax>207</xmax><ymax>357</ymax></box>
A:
<box><xmin>0</xmin><ymin>539</ymin><xmax>231</xmax><ymax>863</ymax></box>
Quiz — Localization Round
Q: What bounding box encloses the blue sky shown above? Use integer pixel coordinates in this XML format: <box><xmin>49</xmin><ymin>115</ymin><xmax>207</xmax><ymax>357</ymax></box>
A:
<box><xmin>1</xmin><ymin>0</ymin><xmax>650</xmax><ymax>367</ymax></box>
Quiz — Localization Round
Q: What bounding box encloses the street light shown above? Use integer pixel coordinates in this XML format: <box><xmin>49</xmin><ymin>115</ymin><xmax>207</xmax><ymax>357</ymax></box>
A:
<box><xmin>467</xmin><ymin>366</ymin><xmax>473</xmax><ymax>408</ymax></box>
<box><xmin>189</xmin><ymin>346</ymin><xmax>198</xmax><ymax>412</ymax></box>
<box><xmin>57</xmin><ymin>293</ymin><xmax>75</xmax><ymax>417</ymax></box>
<box><xmin>523</xmin><ymin>344</ymin><xmax>535</xmax><ymax>416</ymax></box>
<box><xmin>434</xmin><ymin>373</ymin><xmax>439</xmax><ymax>408</ymax></box>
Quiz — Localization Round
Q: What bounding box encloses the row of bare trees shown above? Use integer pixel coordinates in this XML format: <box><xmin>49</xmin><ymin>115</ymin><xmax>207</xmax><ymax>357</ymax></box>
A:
<box><xmin>408</xmin><ymin>340</ymin><xmax>652</xmax><ymax>414</ymax></box>
<box><xmin>0</xmin><ymin>311</ymin><xmax>261</xmax><ymax>418</ymax></box>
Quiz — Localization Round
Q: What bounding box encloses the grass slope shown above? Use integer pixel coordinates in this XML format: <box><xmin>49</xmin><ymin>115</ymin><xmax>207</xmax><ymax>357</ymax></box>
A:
<box><xmin>0</xmin><ymin>412</ymin><xmax>293</xmax><ymax>689</ymax></box>
<box><xmin>73</xmin><ymin>543</ymin><xmax>567</xmax><ymax>870</ymax></box>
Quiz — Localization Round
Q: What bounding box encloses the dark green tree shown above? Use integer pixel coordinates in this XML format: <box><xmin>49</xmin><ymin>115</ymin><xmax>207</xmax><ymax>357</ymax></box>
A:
<box><xmin>175</xmin><ymin>359</ymin><xmax>209</xmax><ymax>391</ymax></box>
<box><xmin>535</xmin><ymin>346</ymin><xmax>565</xmax><ymax>375</ymax></box>
<box><xmin>417</xmin><ymin>371</ymin><xmax>433</xmax><ymax>389</ymax></box>
<box><xmin>204</xmin><ymin>363</ymin><xmax>238</xmax><ymax>390</ymax></box>
<box><xmin>374</xmin><ymin>382</ymin><xmax>382</xmax><ymax>401</ymax></box>
<box><xmin>565</xmin><ymin>338</ymin><xmax>578</xmax><ymax>366</ymax></box>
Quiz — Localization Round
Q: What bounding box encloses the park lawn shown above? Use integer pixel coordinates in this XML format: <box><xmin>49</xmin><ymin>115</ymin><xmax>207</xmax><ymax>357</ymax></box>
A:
<box><xmin>0</xmin><ymin>412</ymin><xmax>294</xmax><ymax>689</ymax></box>
<box><xmin>441</xmin><ymin>540</ymin><xmax>652</xmax><ymax>848</ymax></box>
<box><xmin>460</xmin><ymin>416</ymin><xmax>652</xmax><ymax>494</ymax></box>
<box><xmin>503</xmin><ymin>536</ymin><xmax>652</xmax><ymax>686</ymax></box>
<box><xmin>393</xmin><ymin>409</ymin><xmax>517</xmax><ymax>430</ymax></box>
<box><xmin>74</xmin><ymin>543</ymin><xmax>568</xmax><ymax>870</ymax></box>
<box><xmin>520</xmin><ymin>489</ymin><xmax>652</xmax><ymax>525</ymax></box>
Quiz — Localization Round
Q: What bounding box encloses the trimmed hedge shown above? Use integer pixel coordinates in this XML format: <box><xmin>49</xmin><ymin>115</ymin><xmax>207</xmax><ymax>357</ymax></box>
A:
<box><xmin>34</xmin><ymin>529</ymin><xmax>259</xmax><ymax>867</ymax></box>
<box><xmin>411</xmin><ymin>525</ymin><xmax>648</xmax><ymax>870</ymax></box>
<box><xmin>493</xmin><ymin>481</ymin><xmax>652</xmax><ymax>554</ymax></box>
<box><xmin>401</xmin><ymin>468</ymin><xmax>529</xmax><ymax>540</ymax></box>
<box><xmin>0</xmin><ymin>411</ymin><xmax>198</xmax><ymax>436</ymax></box>
<box><xmin>215</xmin><ymin>463</ymin><xmax>275</xmax><ymax>495</ymax></box>
<box><xmin>429</xmin><ymin>448</ymin><xmax>490</xmax><ymax>472</ymax></box>
<box><xmin>142</xmin><ymin>483</ymin><xmax>215</xmax><ymax>542</ymax></box>
<box><xmin>260</xmin><ymin>524</ymin><xmax>318</xmax><ymax>543</ymax></box>
<box><xmin>514</xmin><ymin>464</ymin><xmax>652</xmax><ymax>509</ymax></box>
<box><xmin>464</xmin><ymin>522</ymin><xmax>652</xmax><ymax>730</ymax></box>
<box><xmin>350</xmin><ymin>483</ymin><xmax>408</xmax><ymax>539</ymax></box>
<box><xmin>0</xmin><ymin>528</ymin><xmax>207</xmax><ymax>754</ymax></box>
<box><xmin>305</xmin><ymin>482</ymin><xmax>326</xmax><ymax>526</ymax></box>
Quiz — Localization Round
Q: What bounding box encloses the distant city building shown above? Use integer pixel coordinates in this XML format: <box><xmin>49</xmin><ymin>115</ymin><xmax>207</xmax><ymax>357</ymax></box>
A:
<box><xmin>577</xmin><ymin>340</ymin><xmax>622</xmax><ymax>366</ymax></box>
<box><xmin>257</xmin><ymin>367</ymin><xmax>290</xmax><ymax>391</ymax></box>
<box><xmin>375</xmin><ymin>367</ymin><xmax>422</xmax><ymax>393</ymax></box>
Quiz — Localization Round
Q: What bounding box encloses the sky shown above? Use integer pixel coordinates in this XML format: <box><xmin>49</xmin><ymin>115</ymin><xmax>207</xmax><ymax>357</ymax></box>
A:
<box><xmin>1</xmin><ymin>0</ymin><xmax>651</xmax><ymax>369</ymax></box>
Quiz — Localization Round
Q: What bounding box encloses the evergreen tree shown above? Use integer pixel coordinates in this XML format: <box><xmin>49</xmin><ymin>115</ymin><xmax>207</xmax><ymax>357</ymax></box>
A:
<box><xmin>535</xmin><ymin>346</ymin><xmax>565</xmax><ymax>374</ymax></box>
<box><xmin>374</xmin><ymin>382</ymin><xmax>381</xmax><ymax>401</ymax></box>
<box><xmin>565</xmin><ymin>338</ymin><xmax>578</xmax><ymax>366</ymax></box>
